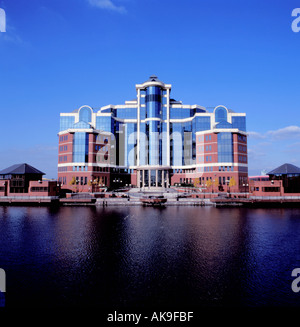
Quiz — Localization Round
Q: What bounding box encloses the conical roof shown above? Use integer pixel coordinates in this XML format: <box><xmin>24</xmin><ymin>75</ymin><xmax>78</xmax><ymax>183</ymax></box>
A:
<box><xmin>0</xmin><ymin>163</ymin><xmax>45</xmax><ymax>175</ymax></box>
<box><xmin>267</xmin><ymin>163</ymin><xmax>300</xmax><ymax>175</ymax></box>
<box><xmin>144</xmin><ymin>75</ymin><xmax>164</xmax><ymax>84</ymax></box>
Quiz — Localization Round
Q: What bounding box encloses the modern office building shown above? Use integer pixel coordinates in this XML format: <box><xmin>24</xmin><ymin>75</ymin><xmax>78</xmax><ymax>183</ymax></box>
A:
<box><xmin>58</xmin><ymin>76</ymin><xmax>248</xmax><ymax>192</ymax></box>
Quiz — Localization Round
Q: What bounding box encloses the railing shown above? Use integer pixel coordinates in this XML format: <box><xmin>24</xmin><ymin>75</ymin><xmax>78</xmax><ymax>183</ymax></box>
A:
<box><xmin>250</xmin><ymin>196</ymin><xmax>300</xmax><ymax>200</ymax></box>
<box><xmin>0</xmin><ymin>196</ymin><xmax>59</xmax><ymax>200</ymax></box>
<box><xmin>69</xmin><ymin>193</ymin><xmax>92</xmax><ymax>199</ymax></box>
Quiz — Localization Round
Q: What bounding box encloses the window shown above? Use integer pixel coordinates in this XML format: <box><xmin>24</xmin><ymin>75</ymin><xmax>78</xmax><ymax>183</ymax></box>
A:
<box><xmin>198</xmin><ymin>135</ymin><xmax>204</xmax><ymax>142</ymax></box>
<box><xmin>215</xmin><ymin>106</ymin><xmax>227</xmax><ymax>123</ymax></box>
<box><xmin>196</xmin><ymin>117</ymin><xmax>211</xmax><ymax>131</ymax></box>
<box><xmin>232</xmin><ymin>116</ymin><xmax>246</xmax><ymax>132</ymax></box>
<box><xmin>218</xmin><ymin>132</ymin><xmax>233</xmax><ymax>163</ymax></box>
<box><xmin>30</xmin><ymin>187</ymin><xmax>48</xmax><ymax>192</ymax></box>
<box><xmin>145</xmin><ymin>93</ymin><xmax>162</xmax><ymax>103</ymax></box>
<box><xmin>59</xmin><ymin>156</ymin><xmax>67</xmax><ymax>162</ymax></box>
<box><xmin>60</xmin><ymin>116</ymin><xmax>75</xmax><ymax>131</ymax></box>
<box><xmin>73</xmin><ymin>132</ymin><xmax>89</xmax><ymax>163</ymax></box>
<box><xmin>96</xmin><ymin>116</ymin><xmax>113</xmax><ymax>133</ymax></box>
<box><xmin>79</xmin><ymin>106</ymin><xmax>92</xmax><ymax>123</ymax></box>
<box><xmin>216</xmin><ymin>121</ymin><xmax>232</xmax><ymax>129</ymax></box>
<box><xmin>262</xmin><ymin>187</ymin><xmax>280</xmax><ymax>192</ymax></box>
<box><xmin>238</xmin><ymin>134</ymin><xmax>247</xmax><ymax>142</ymax></box>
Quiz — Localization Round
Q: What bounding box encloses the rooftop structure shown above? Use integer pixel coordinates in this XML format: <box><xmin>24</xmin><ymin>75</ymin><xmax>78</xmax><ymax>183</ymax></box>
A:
<box><xmin>0</xmin><ymin>163</ymin><xmax>45</xmax><ymax>176</ymax></box>
<box><xmin>268</xmin><ymin>163</ymin><xmax>300</xmax><ymax>175</ymax></box>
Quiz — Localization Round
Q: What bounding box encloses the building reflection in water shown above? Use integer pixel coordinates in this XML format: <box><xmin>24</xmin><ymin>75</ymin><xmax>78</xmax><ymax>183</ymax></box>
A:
<box><xmin>0</xmin><ymin>205</ymin><xmax>299</xmax><ymax>307</ymax></box>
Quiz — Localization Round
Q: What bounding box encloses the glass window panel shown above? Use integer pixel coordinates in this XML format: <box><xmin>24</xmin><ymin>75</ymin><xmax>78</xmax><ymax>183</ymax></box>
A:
<box><xmin>79</xmin><ymin>106</ymin><xmax>92</xmax><ymax>123</ymax></box>
<box><xmin>60</xmin><ymin>116</ymin><xmax>75</xmax><ymax>131</ymax></box>
<box><xmin>218</xmin><ymin>132</ymin><xmax>233</xmax><ymax>163</ymax></box>
<box><xmin>232</xmin><ymin>116</ymin><xmax>246</xmax><ymax>132</ymax></box>
<box><xmin>215</xmin><ymin>107</ymin><xmax>227</xmax><ymax>123</ymax></box>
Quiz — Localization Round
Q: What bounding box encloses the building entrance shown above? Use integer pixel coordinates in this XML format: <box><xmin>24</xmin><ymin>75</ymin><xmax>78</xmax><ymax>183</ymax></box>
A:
<box><xmin>137</xmin><ymin>169</ymin><xmax>170</xmax><ymax>188</ymax></box>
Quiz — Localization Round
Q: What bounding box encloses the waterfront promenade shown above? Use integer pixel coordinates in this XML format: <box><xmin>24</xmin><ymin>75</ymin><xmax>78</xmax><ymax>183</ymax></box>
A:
<box><xmin>1</xmin><ymin>187</ymin><xmax>300</xmax><ymax>207</ymax></box>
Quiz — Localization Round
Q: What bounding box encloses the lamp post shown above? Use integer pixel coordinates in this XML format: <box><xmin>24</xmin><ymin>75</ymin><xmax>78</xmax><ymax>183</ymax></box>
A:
<box><xmin>226</xmin><ymin>179</ymin><xmax>230</xmax><ymax>195</ymax></box>
<box><xmin>213</xmin><ymin>174</ymin><xmax>216</xmax><ymax>193</ymax></box>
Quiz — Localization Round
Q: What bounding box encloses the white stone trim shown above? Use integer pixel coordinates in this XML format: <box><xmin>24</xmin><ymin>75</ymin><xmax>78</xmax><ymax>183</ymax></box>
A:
<box><xmin>60</xmin><ymin>113</ymin><xmax>77</xmax><ymax>117</ymax></box>
<box><xmin>125</xmin><ymin>100</ymin><xmax>137</xmax><ymax>105</ymax></box>
<box><xmin>195</xmin><ymin>128</ymin><xmax>247</xmax><ymax>135</ymax></box>
<box><xmin>136</xmin><ymin>81</ymin><xmax>172</xmax><ymax>89</ymax></box>
<box><xmin>167</xmin><ymin>88</ymin><xmax>170</xmax><ymax>166</ymax></box>
<box><xmin>137</xmin><ymin>88</ymin><xmax>141</xmax><ymax>166</ymax></box>
<box><xmin>95</xmin><ymin>113</ymin><xmax>112</xmax><ymax>117</ymax></box>
<box><xmin>58</xmin><ymin>129</ymin><xmax>111</xmax><ymax>135</ymax></box>
<box><xmin>113</xmin><ymin>118</ymin><xmax>137</xmax><ymax>123</ymax></box>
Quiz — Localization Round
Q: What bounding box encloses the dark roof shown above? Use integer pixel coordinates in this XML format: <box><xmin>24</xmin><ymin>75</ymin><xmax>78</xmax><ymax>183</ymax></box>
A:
<box><xmin>267</xmin><ymin>163</ymin><xmax>300</xmax><ymax>175</ymax></box>
<box><xmin>0</xmin><ymin>163</ymin><xmax>45</xmax><ymax>175</ymax></box>
<box><xmin>144</xmin><ymin>75</ymin><xmax>164</xmax><ymax>84</ymax></box>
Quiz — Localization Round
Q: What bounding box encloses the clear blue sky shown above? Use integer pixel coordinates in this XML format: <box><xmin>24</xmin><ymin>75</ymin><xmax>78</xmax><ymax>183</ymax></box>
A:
<box><xmin>0</xmin><ymin>0</ymin><xmax>300</xmax><ymax>178</ymax></box>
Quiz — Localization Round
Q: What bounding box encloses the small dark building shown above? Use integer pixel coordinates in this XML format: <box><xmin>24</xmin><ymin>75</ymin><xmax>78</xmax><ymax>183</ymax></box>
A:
<box><xmin>268</xmin><ymin>163</ymin><xmax>300</xmax><ymax>194</ymax></box>
<box><xmin>0</xmin><ymin>163</ymin><xmax>45</xmax><ymax>194</ymax></box>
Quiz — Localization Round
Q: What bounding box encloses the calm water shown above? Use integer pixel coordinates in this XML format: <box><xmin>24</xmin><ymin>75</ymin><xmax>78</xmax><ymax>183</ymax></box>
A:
<box><xmin>0</xmin><ymin>205</ymin><xmax>300</xmax><ymax>308</ymax></box>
